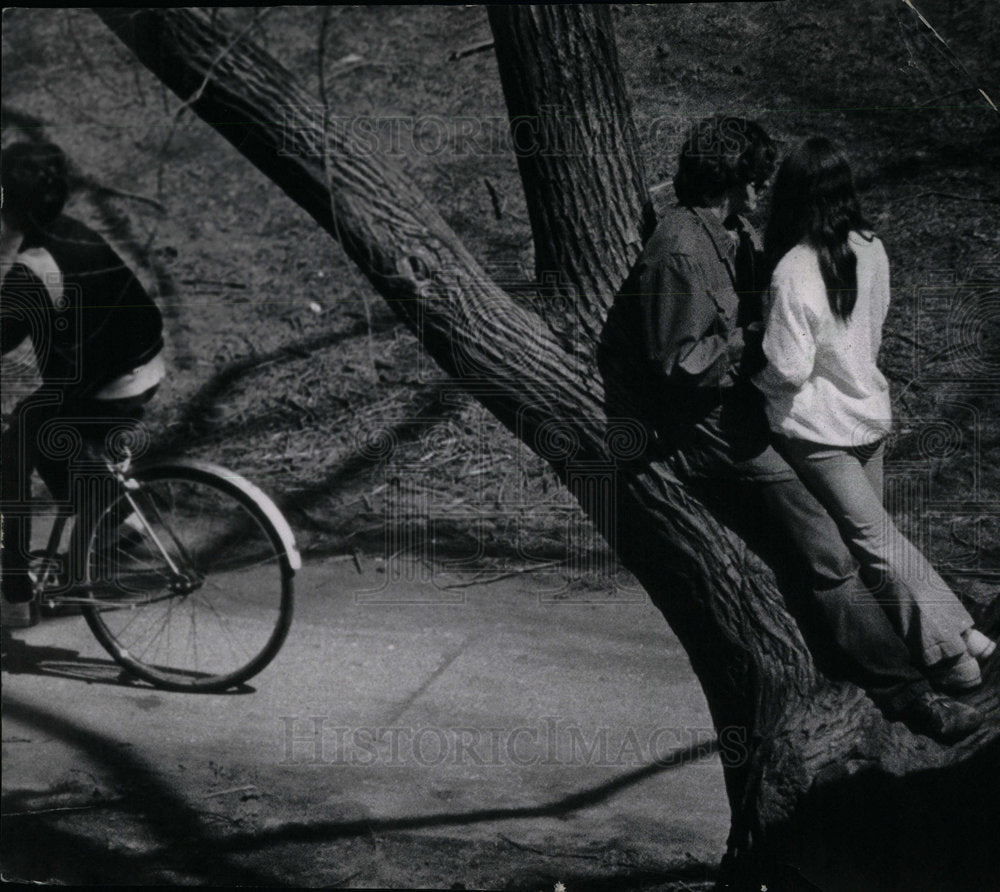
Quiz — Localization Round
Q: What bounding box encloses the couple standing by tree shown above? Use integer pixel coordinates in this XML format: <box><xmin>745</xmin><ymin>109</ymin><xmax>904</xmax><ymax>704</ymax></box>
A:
<box><xmin>625</xmin><ymin>116</ymin><xmax>994</xmax><ymax>744</ymax></box>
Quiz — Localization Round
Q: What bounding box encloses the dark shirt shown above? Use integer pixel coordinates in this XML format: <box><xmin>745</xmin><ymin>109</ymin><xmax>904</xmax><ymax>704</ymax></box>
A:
<box><xmin>629</xmin><ymin>204</ymin><xmax>793</xmax><ymax>482</ymax></box>
<box><xmin>1</xmin><ymin>215</ymin><xmax>163</xmax><ymax>398</ymax></box>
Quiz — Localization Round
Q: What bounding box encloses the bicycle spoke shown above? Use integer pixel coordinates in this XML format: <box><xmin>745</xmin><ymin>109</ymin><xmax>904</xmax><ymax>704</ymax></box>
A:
<box><xmin>192</xmin><ymin>591</ymin><xmax>254</xmax><ymax>664</ymax></box>
<box><xmin>83</xmin><ymin>465</ymin><xmax>293</xmax><ymax>690</ymax></box>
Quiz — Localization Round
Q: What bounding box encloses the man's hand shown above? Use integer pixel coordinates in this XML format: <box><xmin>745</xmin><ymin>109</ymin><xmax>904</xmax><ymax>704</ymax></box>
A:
<box><xmin>726</xmin><ymin>325</ymin><xmax>746</xmax><ymax>367</ymax></box>
<box><xmin>744</xmin><ymin>320</ymin><xmax>764</xmax><ymax>344</ymax></box>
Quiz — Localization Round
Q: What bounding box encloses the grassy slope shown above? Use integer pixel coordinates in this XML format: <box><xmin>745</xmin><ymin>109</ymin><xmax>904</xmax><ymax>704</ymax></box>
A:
<box><xmin>2</xmin><ymin>3</ymin><xmax>998</xmax><ymax>595</ymax></box>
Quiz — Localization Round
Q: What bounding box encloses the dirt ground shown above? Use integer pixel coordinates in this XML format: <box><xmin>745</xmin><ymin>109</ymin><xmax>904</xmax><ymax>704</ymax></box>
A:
<box><xmin>3</xmin><ymin>5</ymin><xmax>998</xmax><ymax>570</ymax></box>
<box><xmin>2</xmin><ymin>3</ymin><xmax>1000</xmax><ymax>888</ymax></box>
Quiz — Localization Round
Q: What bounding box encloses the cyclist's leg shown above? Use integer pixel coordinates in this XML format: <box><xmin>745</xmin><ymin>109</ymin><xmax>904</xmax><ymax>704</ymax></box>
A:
<box><xmin>72</xmin><ymin>387</ymin><xmax>158</xmax><ymax>459</ymax></box>
<box><xmin>1</xmin><ymin>394</ymin><xmax>67</xmax><ymax>603</ymax></box>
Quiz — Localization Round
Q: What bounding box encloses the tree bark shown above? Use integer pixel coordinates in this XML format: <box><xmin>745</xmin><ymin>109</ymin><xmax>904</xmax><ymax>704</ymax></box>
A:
<box><xmin>487</xmin><ymin>5</ymin><xmax>651</xmax><ymax>348</ymax></box>
<box><xmin>95</xmin><ymin>7</ymin><xmax>1000</xmax><ymax>889</ymax></box>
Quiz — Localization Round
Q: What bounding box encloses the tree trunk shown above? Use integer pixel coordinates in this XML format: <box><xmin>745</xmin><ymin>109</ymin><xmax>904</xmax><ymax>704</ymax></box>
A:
<box><xmin>95</xmin><ymin>8</ymin><xmax>1000</xmax><ymax>889</ymax></box>
<box><xmin>486</xmin><ymin>5</ymin><xmax>651</xmax><ymax>348</ymax></box>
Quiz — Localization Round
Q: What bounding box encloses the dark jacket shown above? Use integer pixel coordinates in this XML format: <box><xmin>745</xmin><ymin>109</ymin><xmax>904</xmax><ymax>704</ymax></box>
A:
<box><xmin>1</xmin><ymin>215</ymin><xmax>163</xmax><ymax>398</ymax></box>
<box><xmin>636</xmin><ymin>204</ymin><xmax>764</xmax><ymax>395</ymax></box>
<box><xmin>625</xmin><ymin>204</ymin><xmax>791</xmax><ymax>481</ymax></box>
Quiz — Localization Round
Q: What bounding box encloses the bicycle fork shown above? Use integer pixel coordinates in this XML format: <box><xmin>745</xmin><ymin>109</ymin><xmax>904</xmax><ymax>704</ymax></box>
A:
<box><xmin>117</xmin><ymin>480</ymin><xmax>204</xmax><ymax>595</ymax></box>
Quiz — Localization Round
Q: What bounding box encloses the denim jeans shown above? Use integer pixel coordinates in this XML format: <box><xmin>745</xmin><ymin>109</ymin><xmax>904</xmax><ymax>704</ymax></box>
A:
<box><xmin>678</xmin><ymin>453</ymin><xmax>930</xmax><ymax>713</ymax></box>
<box><xmin>752</xmin><ymin>474</ymin><xmax>929</xmax><ymax>711</ymax></box>
<box><xmin>775</xmin><ymin>436</ymin><xmax>973</xmax><ymax>667</ymax></box>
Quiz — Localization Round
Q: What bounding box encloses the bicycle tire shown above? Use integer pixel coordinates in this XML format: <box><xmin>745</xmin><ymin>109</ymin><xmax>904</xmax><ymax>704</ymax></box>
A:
<box><xmin>80</xmin><ymin>460</ymin><xmax>296</xmax><ymax>692</ymax></box>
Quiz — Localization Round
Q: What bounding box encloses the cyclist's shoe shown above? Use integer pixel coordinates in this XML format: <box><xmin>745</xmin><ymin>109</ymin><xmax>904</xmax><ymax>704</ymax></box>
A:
<box><xmin>2</xmin><ymin>598</ymin><xmax>40</xmax><ymax>629</ymax></box>
<box><xmin>40</xmin><ymin>601</ymin><xmax>81</xmax><ymax>619</ymax></box>
<box><xmin>2</xmin><ymin>574</ymin><xmax>35</xmax><ymax>604</ymax></box>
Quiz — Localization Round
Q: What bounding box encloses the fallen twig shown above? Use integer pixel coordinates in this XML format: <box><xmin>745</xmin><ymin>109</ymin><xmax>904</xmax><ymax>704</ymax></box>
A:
<box><xmin>442</xmin><ymin>559</ymin><xmax>566</xmax><ymax>589</ymax></box>
<box><xmin>448</xmin><ymin>39</ymin><xmax>495</xmax><ymax>61</ymax></box>
<box><xmin>484</xmin><ymin>177</ymin><xmax>504</xmax><ymax>220</ymax></box>
<box><xmin>497</xmin><ymin>832</ymin><xmax>603</xmax><ymax>861</ymax></box>
<box><xmin>179</xmin><ymin>278</ymin><xmax>247</xmax><ymax>289</ymax></box>
<box><xmin>917</xmin><ymin>87</ymin><xmax>985</xmax><ymax>107</ymax></box>
<box><xmin>4</xmin><ymin>798</ymin><xmax>126</xmax><ymax>817</ymax></box>
<box><xmin>899</xmin><ymin>0</ymin><xmax>998</xmax><ymax>114</ymax></box>
<box><xmin>89</xmin><ymin>182</ymin><xmax>167</xmax><ymax>213</ymax></box>
<box><xmin>202</xmin><ymin>785</ymin><xmax>257</xmax><ymax>798</ymax></box>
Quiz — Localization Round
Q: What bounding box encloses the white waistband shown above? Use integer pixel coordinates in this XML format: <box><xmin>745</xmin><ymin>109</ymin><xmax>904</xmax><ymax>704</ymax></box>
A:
<box><xmin>92</xmin><ymin>352</ymin><xmax>166</xmax><ymax>400</ymax></box>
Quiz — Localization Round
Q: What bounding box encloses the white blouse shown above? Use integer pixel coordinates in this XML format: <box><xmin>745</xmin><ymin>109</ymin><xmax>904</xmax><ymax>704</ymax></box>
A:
<box><xmin>753</xmin><ymin>231</ymin><xmax>893</xmax><ymax>447</ymax></box>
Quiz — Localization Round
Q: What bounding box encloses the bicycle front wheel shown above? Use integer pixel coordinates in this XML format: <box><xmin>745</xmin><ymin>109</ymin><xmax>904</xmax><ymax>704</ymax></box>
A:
<box><xmin>81</xmin><ymin>461</ymin><xmax>296</xmax><ymax>692</ymax></box>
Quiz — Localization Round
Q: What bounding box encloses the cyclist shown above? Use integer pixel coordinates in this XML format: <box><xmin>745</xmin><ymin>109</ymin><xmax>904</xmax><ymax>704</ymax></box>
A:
<box><xmin>1</xmin><ymin>141</ymin><xmax>165</xmax><ymax>626</ymax></box>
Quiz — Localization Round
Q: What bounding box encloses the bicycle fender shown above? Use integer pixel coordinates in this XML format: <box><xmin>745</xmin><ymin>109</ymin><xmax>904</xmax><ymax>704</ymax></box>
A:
<box><xmin>136</xmin><ymin>459</ymin><xmax>302</xmax><ymax>572</ymax></box>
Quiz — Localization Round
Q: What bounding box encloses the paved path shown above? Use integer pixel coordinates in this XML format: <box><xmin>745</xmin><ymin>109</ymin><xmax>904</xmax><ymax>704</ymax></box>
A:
<box><xmin>2</xmin><ymin>557</ymin><xmax>728</xmax><ymax>889</ymax></box>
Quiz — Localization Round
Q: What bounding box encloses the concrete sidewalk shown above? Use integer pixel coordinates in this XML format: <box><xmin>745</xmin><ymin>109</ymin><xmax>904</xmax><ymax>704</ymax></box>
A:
<box><xmin>2</xmin><ymin>556</ymin><xmax>728</xmax><ymax>888</ymax></box>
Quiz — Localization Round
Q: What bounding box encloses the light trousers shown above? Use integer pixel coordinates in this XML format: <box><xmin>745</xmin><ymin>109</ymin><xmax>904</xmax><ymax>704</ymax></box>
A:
<box><xmin>776</xmin><ymin>436</ymin><xmax>973</xmax><ymax>667</ymax></box>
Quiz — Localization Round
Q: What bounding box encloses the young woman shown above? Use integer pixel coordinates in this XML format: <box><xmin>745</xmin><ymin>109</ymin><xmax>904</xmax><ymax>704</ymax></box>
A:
<box><xmin>753</xmin><ymin>137</ymin><xmax>995</xmax><ymax>693</ymax></box>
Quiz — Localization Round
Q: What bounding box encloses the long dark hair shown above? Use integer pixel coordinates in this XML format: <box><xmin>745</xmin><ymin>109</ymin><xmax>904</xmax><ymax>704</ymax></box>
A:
<box><xmin>764</xmin><ymin>137</ymin><xmax>872</xmax><ymax>320</ymax></box>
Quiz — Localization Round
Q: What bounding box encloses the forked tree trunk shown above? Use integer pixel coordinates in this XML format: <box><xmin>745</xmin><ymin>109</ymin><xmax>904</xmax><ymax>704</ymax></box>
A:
<box><xmin>95</xmin><ymin>7</ymin><xmax>999</xmax><ymax>889</ymax></box>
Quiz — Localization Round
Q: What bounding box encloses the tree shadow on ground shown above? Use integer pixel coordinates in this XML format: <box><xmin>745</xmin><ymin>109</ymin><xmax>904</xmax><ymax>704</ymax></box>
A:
<box><xmin>0</xmin><ymin>629</ymin><xmax>256</xmax><ymax>694</ymax></box>
<box><xmin>145</xmin><ymin>317</ymin><xmax>399</xmax><ymax>461</ymax></box>
<box><xmin>507</xmin><ymin>861</ymin><xmax>718</xmax><ymax>892</ymax></box>
<box><xmin>134</xmin><ymin>320</ymin><xmax>506</xmax><ymax>556</ymax></box>
<box><xmin>2</xmin><ymin>692</ymin><xmax>723</xmax><ymax>886</ymax></box>
<box><xmin>1</xmin><ymin>695</ymin><xmax>282</xmax><ymax>885</ymax></box>
<box><xmin>216</xmin><ymin>738</ymin><xmax>722</xmax><ymax>855</ymax></box>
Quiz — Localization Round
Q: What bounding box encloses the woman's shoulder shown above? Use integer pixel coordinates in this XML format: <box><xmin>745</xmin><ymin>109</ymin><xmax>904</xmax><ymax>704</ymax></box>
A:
<box><xmin>770</xmin><ymin>243</ymin><xmax>827</xmax><ymax>308</ymax></box>
<box><xmin>772</xmin><ymin>242</ymin><xmax>821</xmax><ymax>279</ymax></box>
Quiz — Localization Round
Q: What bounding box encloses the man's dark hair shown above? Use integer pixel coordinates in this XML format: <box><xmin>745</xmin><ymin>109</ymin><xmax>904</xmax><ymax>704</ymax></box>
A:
<box><xmin>1</xmin><ymin>141</ymin><xmax>69</xmax><ymax>236</ymax></box>
<box><xmin>673</xmin><ymin>116</ymin><xmax>776</xmax><ymax>207</ymax></box>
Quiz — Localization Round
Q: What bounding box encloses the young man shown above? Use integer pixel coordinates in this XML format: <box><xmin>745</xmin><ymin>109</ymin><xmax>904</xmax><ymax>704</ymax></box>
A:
<box><xmin>624</xmin><ymin>116</ymin><xmax>979</xmax><ymax>743</ymax></box>
<box><xmin>1</xmin><ymin>141</ymin><xmax>165</xmax><ymax>625</ymax></box>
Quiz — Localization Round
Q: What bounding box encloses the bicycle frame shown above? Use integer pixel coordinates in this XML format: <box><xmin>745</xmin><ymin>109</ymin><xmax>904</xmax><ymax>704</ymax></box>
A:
<box><xmin>32</xmin><ymin>451</ymin><xmax>198</xmax><ymax>609</ymax></box>
<box><xmin>23</xmin><ymin>452</ymin><xmax>298</xmax><ymax>691</ymax></box>
<box><xmin>31</xmin><ymin>511</ymin><xmax>73</xmax><ymax>595</ymax></box>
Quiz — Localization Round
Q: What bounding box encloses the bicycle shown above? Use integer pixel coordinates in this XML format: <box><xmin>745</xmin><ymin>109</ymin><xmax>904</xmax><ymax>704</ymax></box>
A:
<box><xmin>20</xmin><ymin>447</ymin><xmax>299</xmax><ymax>693</ymax></box>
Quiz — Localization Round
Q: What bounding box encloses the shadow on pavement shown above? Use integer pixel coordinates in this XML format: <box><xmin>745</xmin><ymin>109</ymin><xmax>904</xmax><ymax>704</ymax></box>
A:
<box><xmin>1</xmin><ymin>695</ymin><xmax>283</xmax><ymax>885</ymax></box>
<box><xmin>207</xmin><ymin>738</ymin><xmax>721</xmax><ymax>853</ymax></box>
<box><xmin>2</xmin><ymin>692</ymin><xmax>722</xmax><ymax>886</ymax></box>
<box><xmin>2</xmin><ymin>629</ymin><xmax>138</xmax><ymax>689</ymax></box>
<box><xmin>1</xmin><ymin>630</ymin><xmax>256</xmax><ymax>694</ymax></box>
